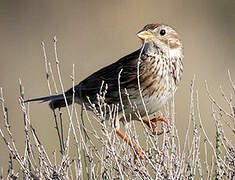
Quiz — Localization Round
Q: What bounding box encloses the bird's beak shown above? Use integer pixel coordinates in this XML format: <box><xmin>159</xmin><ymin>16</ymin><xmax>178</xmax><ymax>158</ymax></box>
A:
<box><xmin>137</xmin><ymin>31</ymin><xmax>154</xmax><ymax>41</ymax></box>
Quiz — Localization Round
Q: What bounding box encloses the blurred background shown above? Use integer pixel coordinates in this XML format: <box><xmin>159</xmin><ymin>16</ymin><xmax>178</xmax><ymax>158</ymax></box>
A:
<box><xmin>0</xmin><ymin>0</ymin><xmax>234</xmax><ymax>173</ymax></box>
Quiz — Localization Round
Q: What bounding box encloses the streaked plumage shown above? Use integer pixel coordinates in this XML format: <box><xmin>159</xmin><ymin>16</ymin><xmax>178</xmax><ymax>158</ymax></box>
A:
<box><xmin>25</xmin><ymin>23</ymin><xmax>183</xmax><ymax>129</ymax></box>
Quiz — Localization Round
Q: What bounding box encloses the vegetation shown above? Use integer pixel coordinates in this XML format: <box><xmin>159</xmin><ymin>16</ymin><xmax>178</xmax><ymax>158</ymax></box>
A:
<box><xmin>0</xmin><ymin>38</ymin><xmax>234</xmax><ymax>179</ymax></box>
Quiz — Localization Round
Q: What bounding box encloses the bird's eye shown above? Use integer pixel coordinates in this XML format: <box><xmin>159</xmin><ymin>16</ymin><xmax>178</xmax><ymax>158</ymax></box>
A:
<box><xmin>160</xmin><ymin>29</ymin><xmax>166</xmax><ymax>36</ymax></box>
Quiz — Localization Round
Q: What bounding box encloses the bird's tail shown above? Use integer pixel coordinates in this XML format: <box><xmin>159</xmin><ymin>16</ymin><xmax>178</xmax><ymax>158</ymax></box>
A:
<box><xmin>24</xmin><ymin>94</ymin><xmax>72</xmax><ymax>110</ymax></box>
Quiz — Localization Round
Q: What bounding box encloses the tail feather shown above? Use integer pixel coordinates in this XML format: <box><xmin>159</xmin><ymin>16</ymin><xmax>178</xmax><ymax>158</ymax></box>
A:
<box><xmin>24</xmin><ymin>95</ymin><xmax>64</xmax><ymax>103</ymax></box>
<box><xmin>24</xmin><ymin>94</ymin><xmax>72</xmax><ymax>110</ymax></box>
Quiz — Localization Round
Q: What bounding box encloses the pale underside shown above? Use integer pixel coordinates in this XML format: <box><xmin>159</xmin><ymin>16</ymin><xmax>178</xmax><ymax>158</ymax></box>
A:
<box><xmin>117</xmin><ymin>50</ymin><xmax>183</xmax><ymax>128</ymax></box>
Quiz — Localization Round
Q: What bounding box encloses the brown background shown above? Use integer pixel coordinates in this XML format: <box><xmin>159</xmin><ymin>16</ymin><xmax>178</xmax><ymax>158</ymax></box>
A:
<box><xmin>0</xmin><ymin>0</ymin><xmax>234</xmax><ymax>173</ymax></box>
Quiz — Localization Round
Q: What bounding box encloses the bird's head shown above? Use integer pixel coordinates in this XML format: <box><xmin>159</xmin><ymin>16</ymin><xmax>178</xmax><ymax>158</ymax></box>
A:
<box><xmin>137</xmin><ymin>24</ymin><xmax>183</xmax><ymax>58</ymax></box>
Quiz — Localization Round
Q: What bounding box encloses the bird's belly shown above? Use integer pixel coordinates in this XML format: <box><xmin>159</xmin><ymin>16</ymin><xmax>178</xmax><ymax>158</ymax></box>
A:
<box><xmin>143</xmin><ymin>90</ymin><xmax>173</xmax><ymax>114</ymax></box>
<box><xmin>136</xmin><ymin>77</ymin><xmax>176</xmax><ymax>116</ymax></box>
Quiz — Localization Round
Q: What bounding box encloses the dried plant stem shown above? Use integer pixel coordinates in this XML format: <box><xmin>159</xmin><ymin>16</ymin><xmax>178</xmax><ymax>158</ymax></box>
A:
<box><xmin>1</xmin><ymin>39</ymin><xmax>234</xmax><ymax>179</ymax></box>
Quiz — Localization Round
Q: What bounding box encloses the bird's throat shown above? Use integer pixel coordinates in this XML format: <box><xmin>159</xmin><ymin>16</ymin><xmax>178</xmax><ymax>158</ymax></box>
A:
<box><xmin>142</xmin><ymin>41</ymin><xmax>183</xmax><ymax>60</ymax></box>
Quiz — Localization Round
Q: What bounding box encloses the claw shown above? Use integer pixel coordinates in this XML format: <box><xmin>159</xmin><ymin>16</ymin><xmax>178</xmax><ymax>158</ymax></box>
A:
<box><xmin>142</xmin><ymin>117</ymin><xmax>169</xmax><ymax>135</ymax></box>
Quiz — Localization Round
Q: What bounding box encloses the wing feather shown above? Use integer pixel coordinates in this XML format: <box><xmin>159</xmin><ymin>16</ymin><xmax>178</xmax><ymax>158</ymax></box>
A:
<box><xmin>72</xmin><ymin>49</ymin><xmax>141</xmax><ymax>105</ymax></box>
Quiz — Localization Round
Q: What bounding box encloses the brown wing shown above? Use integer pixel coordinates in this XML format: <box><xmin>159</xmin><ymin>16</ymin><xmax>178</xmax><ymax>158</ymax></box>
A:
<box><xmin>67</xmin><ymin>49</ymin><xmax>141</xmax><ymax>107</ymax></box>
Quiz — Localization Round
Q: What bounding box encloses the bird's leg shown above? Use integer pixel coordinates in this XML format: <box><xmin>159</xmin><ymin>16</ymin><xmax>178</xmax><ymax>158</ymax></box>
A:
<box><xmin>142</xmin><ymin>117</ymin><xmax>169</xmax><ymax>135</ymax></box>
<box><xmin>116</xmin><ymin>129</ymin><xmax>144</xmax><ymax>160</ymax></box>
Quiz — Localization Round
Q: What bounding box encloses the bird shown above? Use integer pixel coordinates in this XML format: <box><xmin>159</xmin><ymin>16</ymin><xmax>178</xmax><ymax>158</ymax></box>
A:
<box><xmin>25</xmin><ymin>23</ymin><xmax>184</xmax><ymax>159</ymax></box>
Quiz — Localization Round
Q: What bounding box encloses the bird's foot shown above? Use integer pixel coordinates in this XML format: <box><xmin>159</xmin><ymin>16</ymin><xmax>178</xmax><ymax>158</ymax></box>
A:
<box><xmin>116</xmin><ymin>117</ymin><xmax>169</xmax><ymax>164</ymax></box>
<box><xmin>142</xmin><ymin>116</ymin><xmax>169</xmax><ymax>135</ymax></box>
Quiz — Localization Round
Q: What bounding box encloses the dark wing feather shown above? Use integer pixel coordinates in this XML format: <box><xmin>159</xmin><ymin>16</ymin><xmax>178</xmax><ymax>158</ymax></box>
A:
<box><xmin>24</xmin><ymin>49</ymin><xmax>142</xmax><ymax>110</ymax></box>
<box><xmin>71</xmin><ymin>49</ymin><xmax>141</xmax><ymax>106</ymax></box>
